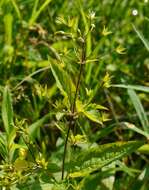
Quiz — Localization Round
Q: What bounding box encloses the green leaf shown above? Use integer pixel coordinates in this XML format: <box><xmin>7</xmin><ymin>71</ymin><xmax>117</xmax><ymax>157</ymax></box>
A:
<box><xmin>28</xmin><ymin>113</ymin><xmax>51</xmax><ymax>140</ymax></box>
<box><xmin>0</xmin><ymin>133</ymin><xmax>7</xmax><ymax>159</ymax></box>
<box><xmin>40</xmin><ymin>183</ymin><xmax>54</xmax><ymax>190</ymax></box>
<box><xmin>79</xmin><ymin>173</ymin><xmax>103</xmax><ymax>190</ymax></box>
<box><xmin>138</xmin><ymin>144</ymin><xmax>149</xmax><ymax>155</ymax></box>
<box><xmin>14</xmin><ymin>159</ymin><xmax>29</xmax><ymax>171</ymax></box>
<box><xmin>8</xmin><ymin>128</ymin><xmax>17</xmax><ymax>148</ymax></box>
<box><xmin>131</xmin><ymin>165</ymin><xmax>149</xmax><ymax>190</ymax></box>
<box><xmin>29</xmin><ymin>0</ymin><xmax>53</xmax><ymax>26</ymax></box>
<box><xmin>7</xmin><ymin>128</ymin><xmax>17</xmax><ymax>161</ymax></box>
<box><xmin>128</xmin><ymin>89</ymin><xmax>149</xmax><ymax>133</ymax></box>
<box><xmin>123</xmin><ymin>122</ymin><xmax>149</xmax><ymax>139</ymax></box>
<box><xmin>50</xmin><ymin>62</ymin><xmax>75</xmax><ymax>101</ymax></box>
<box><xmin>116</xmin><ymin>160</ymin><xmax>140</xmax><ymax>177</ymax></box>
<box><xmin>101</xmin><ymin>162</ymin><xmax>116</xmax><ymax>190</ymax></box>
<box><xmin>93</xmin><ymin>125</ymin><xmax>117</xmax><ymax>141</ymax></box>
<box><xmin>51</xmin><ymin>183</ymin><xmax>68</xmax><ymax>190</ymax></box>
<box><xmin>76</xmin><ymin>100</ymin><xmax>85</xmax><ymax>112</ymax></box>
<box><xmin>132</xmin><ymin>24</ymin><xmax>149</xmax><ymax>51</ymax></box>
<box><xmin>76</xmin><ymin>100</ymin><xmax>105</xmax><ymax>124</ymax></box>
<box><xmin>3</xmin><ymin>13</ymin><xmax>13</xmax><ymax>46</ymax></box>
<box><xmin>2</xmin><ymin>86</ymin><xmax>14</xmax><ymax>134</ymax></box>
<box><xmin>112</xmin><ymin>84</ymin><xmax>149</xmax><ymax>93</ymax></box>
<box><xmin>86</xmin><ymin>103</ymin><xmax>108</xmax><ymax>111</ymax></box>
<box><xmin>69</xmin><ymin>141</ymin><xmax>144</xmax><ymax>178</ymax></box>
<box><xmin>83</xmin><ymin>109</ymin><xmax>103</xmax><ymax>124</ymax></box>
<box><xmin>10</xmin><ymin>0</ymin><xmax>22</xmax><ymax>20</ymax></box>
<box><xmin>79</xmin><ymin>166</ymin><xmax>120</xmax><ymax>190</ymax></box>
<box><xmin>46</xmin><ymin>162</ymin><xmax>61</xmax><ymax>173</ymax></box>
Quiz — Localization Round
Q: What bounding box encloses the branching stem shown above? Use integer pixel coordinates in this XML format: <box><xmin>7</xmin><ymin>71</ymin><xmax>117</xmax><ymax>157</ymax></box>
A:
<box><xmin>61</xmin><ymin>39</ymin><xmax>86</xmax><ymax>180</ymax></box>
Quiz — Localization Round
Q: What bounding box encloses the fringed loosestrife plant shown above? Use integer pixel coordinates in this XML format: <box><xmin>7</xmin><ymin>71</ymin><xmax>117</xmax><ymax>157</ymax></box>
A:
<box><xmin>0</xmin><ymin>1</ymin><xmax>149</xmax><ymax>190</ymax></box>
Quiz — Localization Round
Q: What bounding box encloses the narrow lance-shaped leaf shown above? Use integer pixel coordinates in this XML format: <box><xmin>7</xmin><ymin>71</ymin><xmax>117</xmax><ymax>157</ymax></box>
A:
<box><xmin>3</xmin><ymin>13</ymin><xmax>13</xmax><ymax>46</ymax></box>
<box><xmin>93</xmin><ymin>125</ymin><xmax>117</xmax><ymax>142</ymax></box>
<box><xmin>83</xmin><ymin>110</ymin><xmax>103</xmax><ymax>125</ymax></box>
<box><xmin>68</xmin><ymin>141</ymin><xmax>144</xmax><ymax>178</ymax></box>
<box><xmin>29</xmin><ymin>0</ymin><xmax>53</xmax><ymax>26</ymax></box>
<box><xmin>0</xmin><ymin>133</ymin><xmax>7</xmax><ymax>159</ymax></box>
<box><xmin>112</xmin><ymin>84</ymin><xmax>149</xmax><ymax>93</ymax></box>
<box><xmin>132</xmin><ymin>24</ymin><xmax>149</xmax><ymax>51</ymax></box>
<box><xmin>128</xmin><ymin>89</ymin><xmax>149</xmax><ymax>133</ymax></box>
<box><xmin>50</xmin><ymin>62</ymin><xmax>75</xmax><ymax>103</ymax></box>
<box><xmin>10</xmin><ymin>0</ymin><xmax>22</xmax><ymax>20</ymax></box>
<box><xmin>123</xmin><ymin>122</ymin><xmax>149</xmax><ymax>139</ymax></box>
<box><xmin>138</xmin><ymin>144</ymin><xmax>149</xmax><ymax>155</ymax></box>
<box><xmin>28</xmin><ymin>113</ymin><xmax>52</xmax><ymax>140</ymax></box>
<box><xmin>76</xmin><ymin>100</ymin><xmax>107</xmax><ymax>125</ymax></box>
<box><xmin>131</xmin><ymin>164</ymin><xmax>149</xmax><ymax>190</ymax></box>
<box><xmin>2</xmin><ymin>86</ymin><xmax>14</xmax><ymax>134</ymax></box>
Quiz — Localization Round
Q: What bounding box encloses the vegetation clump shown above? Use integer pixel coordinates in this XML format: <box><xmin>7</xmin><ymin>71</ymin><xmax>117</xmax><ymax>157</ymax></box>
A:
<box><xmin>0</xmin><ymin>0</ymin><xmax>149</xmax><ymax>189</ymax></box>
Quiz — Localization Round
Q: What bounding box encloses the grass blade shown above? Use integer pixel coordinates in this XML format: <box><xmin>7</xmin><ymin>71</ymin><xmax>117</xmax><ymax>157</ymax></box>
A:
<box><xmin>123</xmin><ymin>122</ymin><xmax>149</xmax><ymax>139</ymax></box>
<box><xmin>4</xmin><ymin>13</ymin><xmax>13</xmax><ymax>46</ymax></box>
<box><xmin>10</xmin><ymin>0</ymin><xmax>22</xmax><ymax>20</ymax></box>
<box><xmin>2</xmin><ymin>86</ymin><xmax>14</xmax><ymax>135</ymax></box>
<box><xmin>132</xmin><ymin>24</ymin><xmax>149</xmax><ymax>51</ymax></box>
<box><xmin>112</xmin><ymin>84</ymin><xmax>149</xmax><ymax>93</ymax></box>
<box><xmin>50</xmin><ymin>62</ymin><xmax>75</xmax><ymax>101</ymax></box>
<box><xmin>29</xmin><ymin>0</ymin><xmax>53</xmax><ymax>26</ymax></box>
<box><xmin>128</xmin><ymin>89</ymin><xmax>149</xmax><ymax>133</ymax></box>
<box><xmin>28</xmin><ymin>113</ymin><xmax>52</xmax><ymax>140</ymax></box>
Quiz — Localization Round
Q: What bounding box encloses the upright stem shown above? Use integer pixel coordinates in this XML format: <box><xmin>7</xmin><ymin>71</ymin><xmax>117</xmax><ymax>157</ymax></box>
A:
<box><xmin>73</xmin><ymin>65</ymin><xmax>84</xmax><ymax>111</ymax></box>
<box><xmin>61</xmin><ymin>40</ymin><xmax>86</xmax><ymax>180</ymax></box>
<box><xmin>61</xmin><ymin>120</ymin><xmax>72</xmax><ymax>180</ymax></box>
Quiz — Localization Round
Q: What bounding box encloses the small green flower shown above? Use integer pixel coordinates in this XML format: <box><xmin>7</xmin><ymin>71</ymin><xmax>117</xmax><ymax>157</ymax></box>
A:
<box><xmin>102</xmin><ymin>26</ymin><xmax>112</xmax><ymax>36</ymax></box>
<box><xmin>116</xmin><ymin>45</ymin><xmax>126</xmax><ymax>54</ymax></box>
<box><xmin>88</xmin><ymin>11</ymin><xmax>96</xmax><ymax>20</ymax></box>
<box><xmin>103</xmin><ymin>72</ymin><xmax>112</xmax><ymax>88</ymax></box>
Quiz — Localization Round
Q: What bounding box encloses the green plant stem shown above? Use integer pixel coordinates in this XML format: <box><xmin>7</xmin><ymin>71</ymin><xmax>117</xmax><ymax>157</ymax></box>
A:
<box><xmin>61</xmin><ymin>40</ymin><xmax>86</xmax><ymax>180</ymax></box>
<box><xmin>61</xmin><ymin>121</ymin><xmax>71</xmax><ymax>180</ymax></box>
<box><xmin>72</xmin><ymin>63</ymin><xmax>84</xmax><ymax>114</ymax></box>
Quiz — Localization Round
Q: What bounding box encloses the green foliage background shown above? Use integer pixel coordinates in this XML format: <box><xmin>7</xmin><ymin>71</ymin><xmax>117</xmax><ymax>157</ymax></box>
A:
<box><xmin>0</xmin><ymin>0</ymin><xmax>149</xmax><ymax>189</ymax></box>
